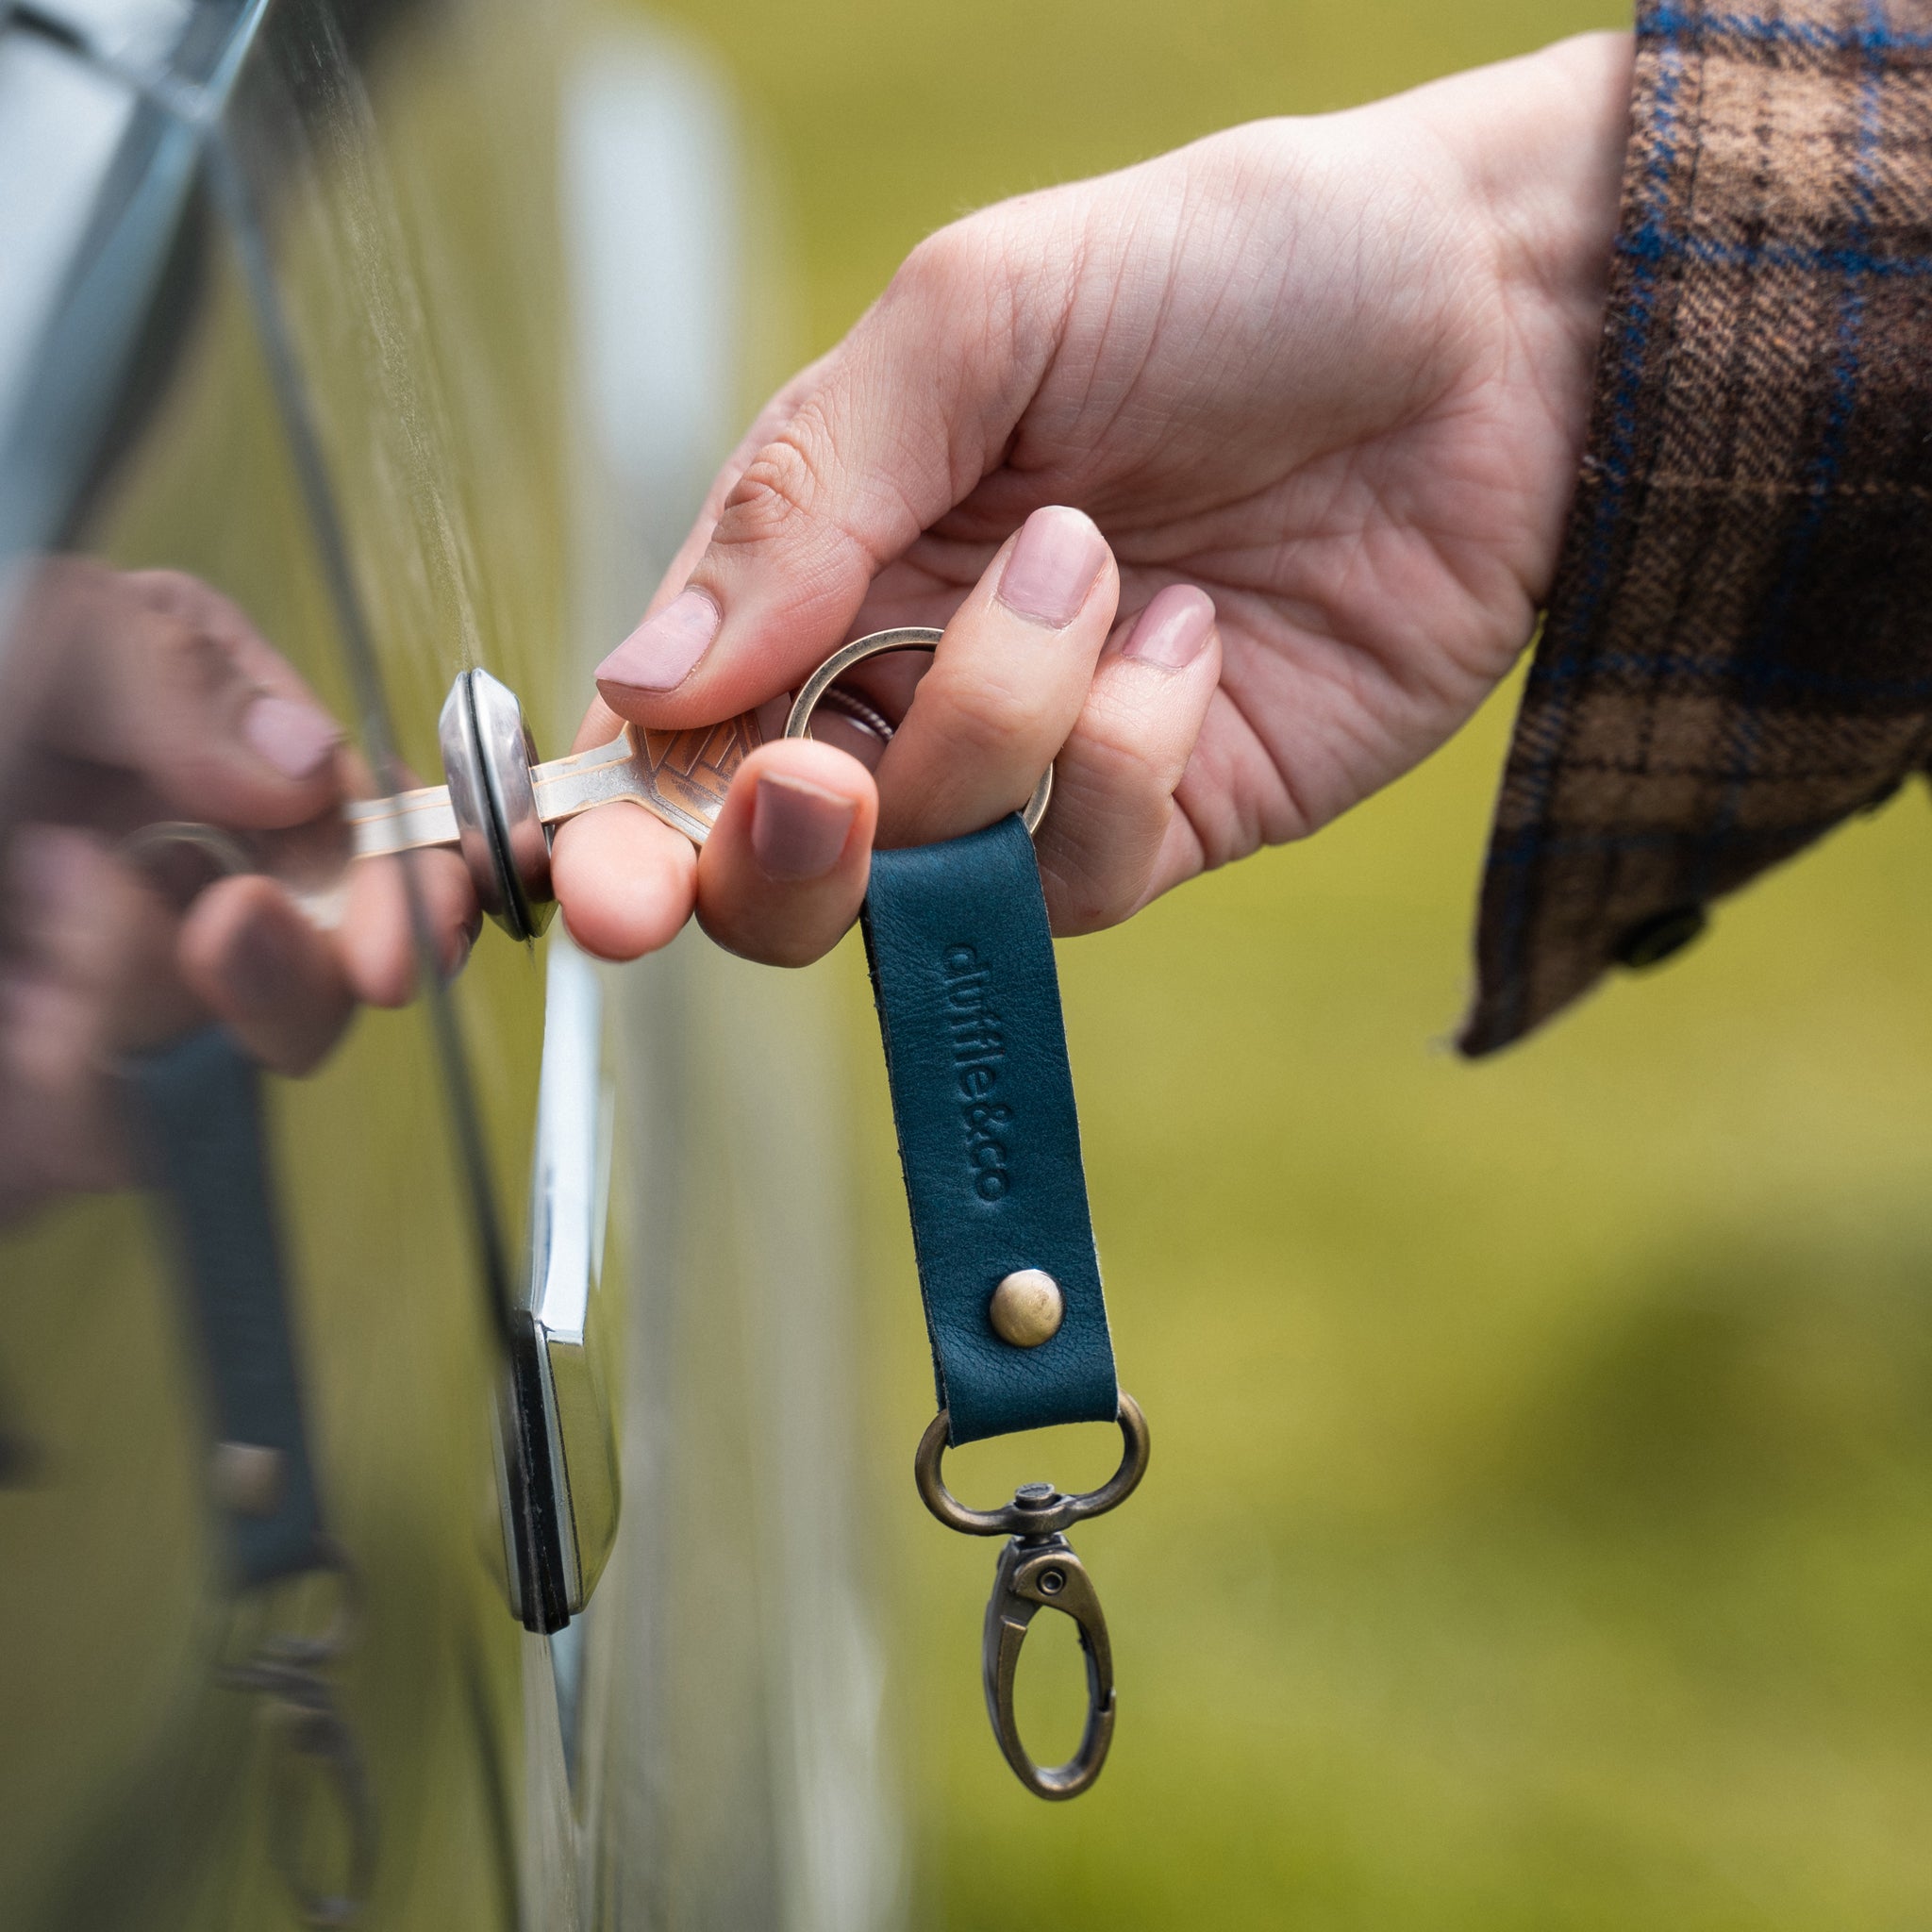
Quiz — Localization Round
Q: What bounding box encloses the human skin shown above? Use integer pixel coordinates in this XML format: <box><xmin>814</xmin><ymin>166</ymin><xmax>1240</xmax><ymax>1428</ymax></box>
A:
<box><xmin>553</xmin><ymin>32</ymin><xmax>1634</xmax><ymax>966</ymax></box>
<box><xmin>0</xmin><ymin>563</ymin><xmax>475</xmax><ymax>1223</ymax></box>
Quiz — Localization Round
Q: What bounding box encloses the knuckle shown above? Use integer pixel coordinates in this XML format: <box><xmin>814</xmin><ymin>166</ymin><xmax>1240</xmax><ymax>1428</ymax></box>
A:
<box><xmin>174</xmin><ymin>625</ymin><xmax>237</xmax><ymax>700</ymax></box>
<box><xmin>715</xmin><ymin>422</ymin><xmax>826</xmax><ymax>549</ymax></box>
<box><xmin>888</xmin><ymin>213</ymin><xmax>1029</xmax><ymax>351</ymax></box>
<box><xmin>896</xmin><ymin>220</ymin><xmax>982</xmax><ymax>297</ymax></box>
<box><xmin>1034</xmin><ymin>736</ymin><xmax>1174</xmax><ymax>933</ymax></box>
<box><xmin>1084</xmin><ymin>669</ymin><xmax>1201</xmax><ymax>791</ymax></box>
<box><xmin>709</xmin><ymin>403</ymin><xmax>880</xmax><ymax>597</ymax></box>
<box><xmin>125</xmin><ymin>591</ymin><xmax>243</xmax><ymax>707</ymax></box>
<box><xmin>131</xmin><ymin>571</ymin><xmax>253</xmax><ymax>653</ymax></box>
<box><xmin>925</xmin><ymin>670</ymin><xmax>1040</xmax><ymax>763</ymax></box>
<box><xmin>938</xmin><ymin>699</ymin><xmax>1020</xmax><ymax>768</ymax></box>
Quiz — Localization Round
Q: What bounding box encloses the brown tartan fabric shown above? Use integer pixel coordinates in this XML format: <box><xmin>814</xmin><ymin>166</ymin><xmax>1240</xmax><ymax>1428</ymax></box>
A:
<box><xmin>1461</xmin><ymin>0</ymin><xmax>1932</xmax><ymax>1056</ymax></box>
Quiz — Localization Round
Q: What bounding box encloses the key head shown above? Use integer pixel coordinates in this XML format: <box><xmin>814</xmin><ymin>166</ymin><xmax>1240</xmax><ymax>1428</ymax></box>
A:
<box><xmin>440</xmin><ymin>669</ymin><xmax>555</xmax><ymax>941</ymax></box>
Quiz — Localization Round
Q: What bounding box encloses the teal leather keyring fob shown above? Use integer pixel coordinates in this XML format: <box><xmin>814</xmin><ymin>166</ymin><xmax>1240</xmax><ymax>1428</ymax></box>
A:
<box><xmin>790</xmin><ymin>628</ymin><xmax>1150</xmax><ymax>1803</ymax></box>
<box><xmin>861</xmin><ymin>814</ymin><xmax>1117</xmax><ymax>1446</ymax></box>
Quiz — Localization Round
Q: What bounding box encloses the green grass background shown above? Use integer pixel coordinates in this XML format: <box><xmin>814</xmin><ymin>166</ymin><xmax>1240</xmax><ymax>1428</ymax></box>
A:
<box><xmin>643</xmin><ymin>3</ymin><xmax>1932</xmax><ymax>1924</ymax></box>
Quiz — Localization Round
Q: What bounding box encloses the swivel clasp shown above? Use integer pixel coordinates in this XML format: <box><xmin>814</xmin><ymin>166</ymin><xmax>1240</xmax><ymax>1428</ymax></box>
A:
<box><xmin>914</xmin><ymin>1394</ymin><xmax>1148</xmax><ymax>1799</ymax></box>
<box><xmin>982</xmin><ymin>1497</ymin><xmax>1116</xmax><ymax>1800</ymax></box>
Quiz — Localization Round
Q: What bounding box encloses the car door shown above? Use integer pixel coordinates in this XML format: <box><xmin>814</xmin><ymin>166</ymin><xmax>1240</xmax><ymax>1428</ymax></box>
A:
<box><xmin>0</xmin><ymin>2</ymin><xmax>895</xmax><ymax>1924</ymax></box>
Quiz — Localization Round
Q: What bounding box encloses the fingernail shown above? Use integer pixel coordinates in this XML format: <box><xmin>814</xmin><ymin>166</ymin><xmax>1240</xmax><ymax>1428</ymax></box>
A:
<box><xmin>1121</xmin><ymin>585</ymin><xmax>1216</xmax><ymax>671</ymax></box>
<box><xmin>751</xmin><ymin>773</ymin><xmax>858</xmax><ymax>882</ymax></box>
<box><xmin>244</xmin><ymin>694</ymin><xmax>341</xmax><ymax>780</ymax></box>
<box><xmin>996</xmin><ymin>507</ymin><xmax>1108</xmax><ymax>628</ymax></box>
<box><xmin>596</xmin><ymin>589</ymin><xmax>723</xmax><ymax>695</ymax></box>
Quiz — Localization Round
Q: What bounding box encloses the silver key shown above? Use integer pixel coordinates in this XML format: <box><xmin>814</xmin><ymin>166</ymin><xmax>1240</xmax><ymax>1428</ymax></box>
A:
<box><xmin>347</xmin><ymin>669</ymin><xmax>764</xmax><ymax>940</ymax></box>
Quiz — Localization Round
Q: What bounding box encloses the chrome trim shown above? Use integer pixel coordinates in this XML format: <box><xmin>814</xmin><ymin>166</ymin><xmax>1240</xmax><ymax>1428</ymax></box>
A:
<box><xmin>0</xmin><ymin>0</ymin><xmax>275</xmax><ymax>575</ymax></box>
<box><xmin>521</xmin><ymin>932</ymin><xmax>618</xmax><ymax>1615</ymax></box>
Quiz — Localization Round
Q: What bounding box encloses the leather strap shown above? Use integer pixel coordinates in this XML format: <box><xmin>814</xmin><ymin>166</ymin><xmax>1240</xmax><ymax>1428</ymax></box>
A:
<box><xmin>125</xmin><ymin>1026</ymin><xmax>327</xmax><ymax>1589</ymax></box>
<box><xmin>861</xmin><ymin>814</ymin><xmax>1117</xmax><ymax>1446</ymax></box>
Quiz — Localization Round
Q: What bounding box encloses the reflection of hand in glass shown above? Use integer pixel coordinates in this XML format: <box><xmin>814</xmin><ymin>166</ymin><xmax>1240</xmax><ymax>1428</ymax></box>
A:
<box><xmin>0</xmin><ymin>562</ymin><xmax>475</xmax><ymax>1222</ymax></box>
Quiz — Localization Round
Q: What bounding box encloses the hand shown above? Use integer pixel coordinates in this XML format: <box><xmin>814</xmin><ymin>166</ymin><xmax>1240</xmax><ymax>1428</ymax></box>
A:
<box><xmin>0</xmin><ymin>562</ymin><xmax>475</xmax><ymax>1224</ymax></box>
<box><xmin>554</xmin><ymin>33</ymin><xmax>1632</xmax><ymax>966</ymax></box>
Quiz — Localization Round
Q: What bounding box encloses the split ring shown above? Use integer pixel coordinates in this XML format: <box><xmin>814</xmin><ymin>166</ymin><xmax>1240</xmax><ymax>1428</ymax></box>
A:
<box><xmin>784</xmin><ymin>626</ymin><xmax>1054</xmax><ymax>837</ymax></box>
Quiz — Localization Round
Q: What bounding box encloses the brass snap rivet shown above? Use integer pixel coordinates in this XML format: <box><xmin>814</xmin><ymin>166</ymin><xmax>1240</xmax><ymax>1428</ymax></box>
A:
<box><xmin>990</xmin><ymin>1269</ymin><xmax>1064</xmax><ymax>1347</ymax></box>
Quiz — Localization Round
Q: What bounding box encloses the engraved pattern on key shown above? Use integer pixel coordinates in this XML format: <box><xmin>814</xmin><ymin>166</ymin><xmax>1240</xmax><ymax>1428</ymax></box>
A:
<box><xmin>640</xmin><ymin>715</ymin><xmax>764</xmax><ymax>840</ymax></box>
<box><xmin>525</xmin><ymin>713</ymin><xmax>762</xmax><ymax>846</ymax></box>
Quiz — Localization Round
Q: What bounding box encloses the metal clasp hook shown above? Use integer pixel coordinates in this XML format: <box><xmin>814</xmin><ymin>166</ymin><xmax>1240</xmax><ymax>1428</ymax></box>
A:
<box><xmin>983</xmin><ymin>1501</ymin><xmax>1116</xmax><ymax>1800</ymax></box>
<box><xmin>914</xmin><ymin>1395</ymin><xmax>1148</xmax><ymax>1798</ymax></box>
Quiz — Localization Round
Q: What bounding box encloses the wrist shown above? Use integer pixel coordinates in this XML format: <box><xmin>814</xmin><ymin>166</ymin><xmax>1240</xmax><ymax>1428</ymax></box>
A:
<box><xmin>1426</xmin><ymin>34</ymin><xmax>1634</xmax><ymax>418</ymax></box>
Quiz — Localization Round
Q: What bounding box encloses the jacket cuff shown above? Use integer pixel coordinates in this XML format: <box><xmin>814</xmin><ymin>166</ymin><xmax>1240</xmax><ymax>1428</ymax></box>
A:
<box><xmin>1462</xmin><ymin>0</ymin><xmax>1932</xmax><ymax>1057</ymax></box>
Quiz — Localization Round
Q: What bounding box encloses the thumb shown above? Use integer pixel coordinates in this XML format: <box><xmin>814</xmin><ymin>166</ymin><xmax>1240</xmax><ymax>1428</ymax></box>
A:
<box><xmin>37</xmin><ymin>563</ymin><xmax>343</xmax><ymax>830</ymax></box>
<box><xmin>594</xmin><ymin>216</ymin><xmax>1066</xmax><ymax>728</ymax></box>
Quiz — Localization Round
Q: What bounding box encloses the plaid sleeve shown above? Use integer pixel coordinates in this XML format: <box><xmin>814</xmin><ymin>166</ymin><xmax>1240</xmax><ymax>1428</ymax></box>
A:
<box><xmin>1460</xmin><ymin>0</ymin><xmax>1932</xmax><ymax>1056</ymax></box>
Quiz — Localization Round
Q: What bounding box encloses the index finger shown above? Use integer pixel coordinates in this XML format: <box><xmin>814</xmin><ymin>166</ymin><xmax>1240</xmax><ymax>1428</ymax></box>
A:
<box><xmin>591</xmin><ymin>214</ymin><xmax>1066</xmax><ymax>731</ymax></box>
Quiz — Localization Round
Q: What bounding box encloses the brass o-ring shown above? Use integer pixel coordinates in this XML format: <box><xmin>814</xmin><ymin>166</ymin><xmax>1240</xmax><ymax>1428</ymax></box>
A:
<box><xmin>913</xmin><ymin>1392</ymin><xmax>1150</xmax><ymax>1540</ymax></box>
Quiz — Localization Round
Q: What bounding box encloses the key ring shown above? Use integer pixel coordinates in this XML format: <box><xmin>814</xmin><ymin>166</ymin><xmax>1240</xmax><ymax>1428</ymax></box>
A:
<box><xmin>783</xmin><ymin>626</ymin><xmax>1054</xmax><ymax>835</ymax></box>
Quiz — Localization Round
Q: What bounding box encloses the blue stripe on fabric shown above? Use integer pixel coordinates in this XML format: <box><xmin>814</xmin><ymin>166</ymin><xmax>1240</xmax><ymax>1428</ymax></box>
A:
<box><xmin>1624</xmin><ymin>230</ymin><xmax>1932</xmax><ymax>277</ymax></box>
<box><xmin>1489</xmin><ymin>17</ymin><xmax>1688</xmax><ymax>1037</ymax></box>
<box><xmin>1688</xmin><ymin>0</ymin><xmax>1886</xmax><ymax>900</ymax></box>
<box><xmin>1647</xmin><ymin>4</ymin><xmax>1932</xmax><ymax>54</ymax></box>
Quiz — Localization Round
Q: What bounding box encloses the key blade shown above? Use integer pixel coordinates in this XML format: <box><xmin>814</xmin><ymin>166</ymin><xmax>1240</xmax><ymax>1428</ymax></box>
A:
<box><xmin>529</xmin><ymin>713</ymin><xmax>764</xmax><ymax>847</ymax></box>
<box><xmin>345</xmin><ymin>784</ymin><xmax>460</xmax><ymax>859</ymax></box>
<box><xmin>338</xmin><ymin>704</ymin><xmax>763</xmax><ymax>915</ymax></box>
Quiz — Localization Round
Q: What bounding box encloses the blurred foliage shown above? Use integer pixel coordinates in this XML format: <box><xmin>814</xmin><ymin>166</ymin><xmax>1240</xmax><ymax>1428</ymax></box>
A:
<box><xmin>638</xmin><ymin>0</ymin><xmax>1932</xmax><ymax>1924</ymax></box>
